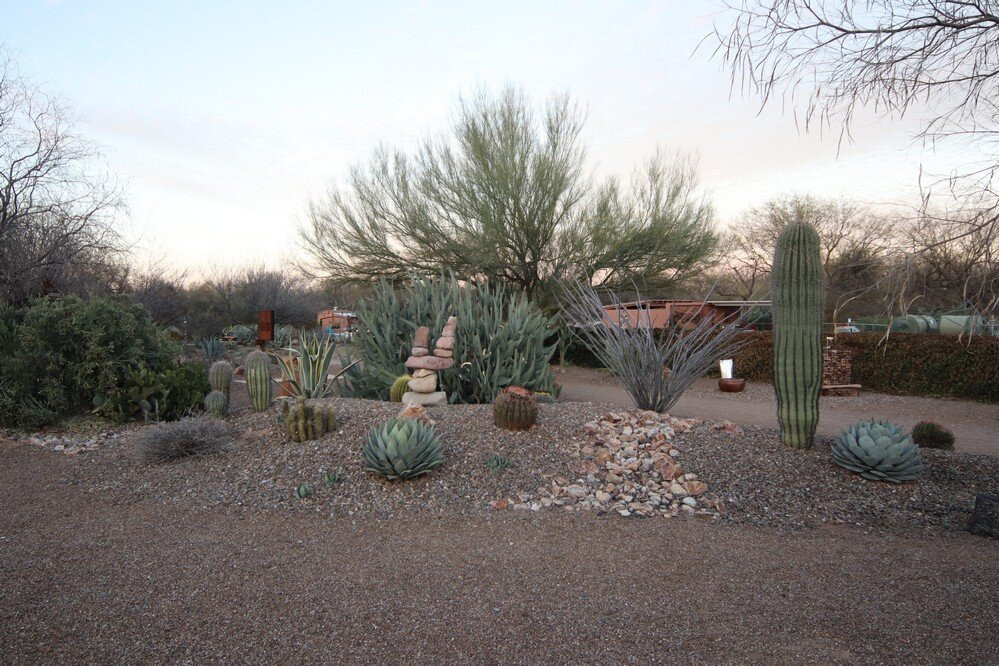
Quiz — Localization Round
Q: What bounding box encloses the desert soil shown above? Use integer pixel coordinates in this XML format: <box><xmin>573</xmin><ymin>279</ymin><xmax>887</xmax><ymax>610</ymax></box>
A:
<box><xmin>556</xmin><ymin>367</ymin><xmax>999</xmax><ymax>456</ymax></box>
<box><xmin>2</xmin><ymin>395</ymin><xmax>998</xmax><ymax>663</ymax></box>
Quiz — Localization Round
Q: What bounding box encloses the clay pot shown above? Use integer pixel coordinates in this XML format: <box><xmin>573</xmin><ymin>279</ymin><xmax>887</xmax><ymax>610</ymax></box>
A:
<box><xmin>718</xmin><ymin>378</ymin><xmax>746</xmax><ymax>393</ymax></box>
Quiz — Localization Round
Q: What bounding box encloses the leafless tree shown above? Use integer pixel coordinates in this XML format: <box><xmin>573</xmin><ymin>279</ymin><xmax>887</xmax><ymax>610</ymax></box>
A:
<box><xmin>0</xmin><ymin>50</ymin><xmax>126</xmax><ymax>302</ymax></box>
<box><xmin>712</xmin><ymin>1</ymin><xmax>999</xmax><ymax>314</ymax></box>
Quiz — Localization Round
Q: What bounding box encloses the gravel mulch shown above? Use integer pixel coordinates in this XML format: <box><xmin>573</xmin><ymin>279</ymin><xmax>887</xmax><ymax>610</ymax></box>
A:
<box><xmin>2</xmin><ymin>396</ymin><xmax>984</xmax><ymax>534</ymax></box>
<box><xmin>679</xmin><ymin>425</ymin><xmax>999</xmax><ymax>529</ymax></box>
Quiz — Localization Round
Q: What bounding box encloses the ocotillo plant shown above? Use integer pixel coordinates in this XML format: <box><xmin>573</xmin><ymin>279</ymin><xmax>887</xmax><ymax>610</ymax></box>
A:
<box><xmin>771</xmin><ymin>218</ymin><xmax>824</xmax><ymax>448</ymax></box>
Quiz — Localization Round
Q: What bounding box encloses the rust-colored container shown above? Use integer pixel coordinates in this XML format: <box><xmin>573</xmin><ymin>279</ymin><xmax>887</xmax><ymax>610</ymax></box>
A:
<box><xmin>718</xmin><ymin>378</ymin><xmax>746</xmax><ymax>392</ymax></box>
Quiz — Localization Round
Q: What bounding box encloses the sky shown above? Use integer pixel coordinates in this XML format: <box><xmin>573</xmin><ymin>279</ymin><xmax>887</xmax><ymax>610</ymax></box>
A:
<box><xmin>3</xmin><ymin>0</ymin><xmax>961</xmax><ymax>276</ymax></box>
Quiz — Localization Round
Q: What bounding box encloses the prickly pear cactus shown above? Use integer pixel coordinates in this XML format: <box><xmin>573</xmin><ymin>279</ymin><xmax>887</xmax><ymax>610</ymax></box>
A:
<box><xmin>772</xmin><ymin>219</ymin><xmax>824</xmax><ymax>448</ymax></box>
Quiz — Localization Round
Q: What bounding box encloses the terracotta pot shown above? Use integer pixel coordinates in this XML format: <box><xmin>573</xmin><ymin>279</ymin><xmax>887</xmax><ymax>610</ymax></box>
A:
<box><xmin>718</xmin><ymin>378</ymin><xmax>746</xmax><ymax>393</ymax></box>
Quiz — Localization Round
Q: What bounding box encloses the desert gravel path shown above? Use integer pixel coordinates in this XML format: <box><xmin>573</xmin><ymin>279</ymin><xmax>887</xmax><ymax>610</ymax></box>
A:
<box><xmin>1</xmin><ymin>443</ymin><xmax>997</xmax><ymax>664</ymax></box>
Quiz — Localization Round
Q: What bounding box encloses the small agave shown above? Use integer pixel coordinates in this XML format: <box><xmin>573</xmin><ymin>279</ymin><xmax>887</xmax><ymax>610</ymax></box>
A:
<box><xmin>831</xmin><ymin>420</ymin><xmax>922</xmax><ymax>483</ymax></box>
<box><xmin>361</xmin><ymin>418</ymin><xmax>444</xmax><ymax>480</ymax></box>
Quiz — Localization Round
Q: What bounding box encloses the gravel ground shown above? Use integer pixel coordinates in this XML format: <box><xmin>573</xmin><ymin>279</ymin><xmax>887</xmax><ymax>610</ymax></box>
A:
<box><xmin>10</xmin><ymin>394</ymin><xmax>997</xmax><ymax>533</ymax></box>
<box><xmin>1</xmin><ymin>443</ymin><xmax>997</xmax><ymax>665</ymax></box>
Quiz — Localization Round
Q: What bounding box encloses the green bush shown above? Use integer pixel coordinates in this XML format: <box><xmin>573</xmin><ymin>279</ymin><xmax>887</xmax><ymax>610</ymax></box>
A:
<box><xmin>911</xmin><ymin>420</ymin><xmax>956</xmax><ymax>449</ymax></box>
<box><xmin>94</xmin><ymin>362</ymin><xmax>210</xmax><ymax>423</ymax></box>
<box><xmin>342</xmin><ymin>276</ymin><xmax>557</xmax><ymax>403</ymax></box>
<box><xmin>0</xmin><ymin>295</ymin><xmax>178</xmax><ymax>427</ymax></box>
<box><xmin>729</xmin><ymin>332</ymin><xmax>999</xmax><ymax>402</ymax></box>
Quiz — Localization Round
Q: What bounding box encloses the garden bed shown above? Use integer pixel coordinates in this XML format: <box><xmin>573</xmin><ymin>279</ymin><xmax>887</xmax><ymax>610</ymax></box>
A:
<box><xmin>9</xmin><ymin>397</ymin><xmax>997</xmax><ymax>533</ymax></box>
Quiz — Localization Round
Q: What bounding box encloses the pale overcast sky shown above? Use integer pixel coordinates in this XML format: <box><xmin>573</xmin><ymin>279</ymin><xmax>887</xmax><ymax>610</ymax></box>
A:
<box><xmin>3</xmin><ymin>1</ymin><xmax>961</xmax><ymax>275</ymax></box>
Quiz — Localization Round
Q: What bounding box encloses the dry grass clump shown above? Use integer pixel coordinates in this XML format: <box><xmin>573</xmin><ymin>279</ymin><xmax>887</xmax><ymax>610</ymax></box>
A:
<box><xmin>138</xmin><ymin>416</ymin><xmax>228</xmax><ymax>463</ymax></box>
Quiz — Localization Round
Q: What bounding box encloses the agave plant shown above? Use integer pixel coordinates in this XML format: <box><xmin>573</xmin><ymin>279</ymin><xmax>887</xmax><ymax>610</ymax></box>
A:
<box><xmin>200</xmin><ymin>337</ymin><xmax>224</xmax><ymax>363</ymax></box>
<box><xmin>274</xmin><ymin>333</ymin><xmax>359</xmax><ymax>400</ymax></box>
<box><xmin>831</xmin><ymin>420</ymin><xmax>923</xmax><ymax>483</ymax></box>
<box><xmin>361</xmin><ymin>418</ymin><xmax>444</xmax><ymax>480</ymax></box>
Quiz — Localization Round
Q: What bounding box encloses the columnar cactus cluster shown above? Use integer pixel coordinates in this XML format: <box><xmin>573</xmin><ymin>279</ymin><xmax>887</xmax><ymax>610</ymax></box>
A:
<box><xmin>284</xmin><ymin>400</ymin><xmax>335</xmax><ymax>443</ymax></box>
<box><xmin>245</xmin><ymin>350</ymin><xmax>272</xmax><ymax>412</ymax></box>
<box><xmin>204</xmin><ymin>360</ymin><xmax>233</xmax><ymax>417</ymax></box>
<box><xmin>771</xmin><ymin>219</ymin><xmax>824</xmax><ymax>449</ymax></box>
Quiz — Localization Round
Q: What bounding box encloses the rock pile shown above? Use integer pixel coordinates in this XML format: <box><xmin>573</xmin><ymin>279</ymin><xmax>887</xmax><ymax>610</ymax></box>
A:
<box><xmin>401</xmin><ymin>316</ymin><xmax>456</xmax><ymax>407</ymax></box>
<box><xmin>494</xmin><ymin>410</ymin><xmax>724</xmax><ymax>518</ymax></box>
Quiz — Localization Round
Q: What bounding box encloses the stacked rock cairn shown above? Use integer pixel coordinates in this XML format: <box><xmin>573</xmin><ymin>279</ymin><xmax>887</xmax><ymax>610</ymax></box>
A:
<box><xmin>402</xmin><ymin>316</ymin><xmax>456</xmax><ymax>407</ymax></box>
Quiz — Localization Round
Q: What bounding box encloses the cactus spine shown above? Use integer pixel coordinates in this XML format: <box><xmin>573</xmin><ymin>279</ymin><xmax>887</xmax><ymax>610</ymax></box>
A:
<box><xmin>771</xmin><ymin>219</ymin><xmax>824</xmax><ymax>449</ymax></box>
<box><xmin>492</xmin><ymin>388</ymin><xmax>538</xmax><ymax>431</ymax></box>
<box><xmin>245</xmin><ymin>350</ymin><xmax>273</xmax><ymax>412</ymax></box>
<box><xmin>390</xmin><ymin>375</ymin><xmax>411</xmax><ymax>402</ymax></box>
<box><xmin>286</xmin><ymin>400</ymin><xmax>335</xmax><ymax>443</ymax></box>
<box><xmin>208</xmin><ymin>360</ymin><xmax>233</xmax><ymax>397</ymax></box>
<box><xmin>204</xmin><ymin>390</ymin><xmax>228</xmax><ymax>417</ymax></box>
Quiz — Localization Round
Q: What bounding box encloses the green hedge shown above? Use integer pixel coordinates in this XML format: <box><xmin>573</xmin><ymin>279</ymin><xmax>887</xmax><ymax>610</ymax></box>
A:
<box><xmin>730</xmin><ymin>332</ymin><xmax>999</xmax><ymax>403</ymax></box>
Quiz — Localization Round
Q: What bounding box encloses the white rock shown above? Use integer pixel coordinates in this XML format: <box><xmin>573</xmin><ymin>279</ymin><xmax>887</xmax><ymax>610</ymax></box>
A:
<box><xmin>565</xmin><ymin>484</ymin><xmax>587</xmax><ymax>498</ymax></box>
<box><xmin>682</xmin><ymin>497</ymin><xmax>698</xmax><ymax>508</ymax></box>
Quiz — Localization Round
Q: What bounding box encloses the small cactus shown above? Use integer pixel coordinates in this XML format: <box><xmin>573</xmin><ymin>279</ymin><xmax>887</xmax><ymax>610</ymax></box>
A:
<box><xmin>203</xmin><ymin>390</ymin><xmax>228</xmax><ymax>418</ymax></box>
<box><xmin>390</xmin><ymin>375</ymin><xmax>411</xmax><ymax>402</ymax></box>
<box><xmin>245</xmin><ymin>350</ymin><xmax>272</xmax><ymax>412</ymax></box>
<box><xmin>493</xmin><ymin>387</ymin><xmax>538</xmax><ymax>431</ymax></box>
<box><xmin>295</xmin><ymin>483</ymin><xmax>312</xmax><ymax>499</ymax></box>
<box><xmin>286</xmin><ymin>400</ymin><xmax>335</xmax><ymax>443</ymax></box>
<box><xmin>208</xmin><ymin>360</ymin><xmax>233</xmax><ymax>396</ymax></box>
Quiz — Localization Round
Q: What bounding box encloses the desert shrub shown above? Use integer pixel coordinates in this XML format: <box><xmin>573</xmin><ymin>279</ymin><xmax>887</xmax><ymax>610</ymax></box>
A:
<box><xmin>94</xmin><ymin>362</ymin><xmax>209</xmax><ymax>423</ymax></box>
<box><xmin>342</xmin><ymin>276</ymin><xmax>557</xmax><ymax>403</ymax></box>
<box><xmin>911</xmin><ymin>420</ymin><xmax>956</xmax><ymax>449</ymax></box>
<box><xmin>729</xmin><ymin>332</ymin><xmax>999</xmax><ymax>402</ymax></box>
<box><xmin>137</xmin><ymin>416</ymin><xmax>228</xmax><ymax>463</ymax></box>
<box><xmin>0</xmin><ymin>295</ymin><xmax>177</xmax><ymax>427</ymax></box>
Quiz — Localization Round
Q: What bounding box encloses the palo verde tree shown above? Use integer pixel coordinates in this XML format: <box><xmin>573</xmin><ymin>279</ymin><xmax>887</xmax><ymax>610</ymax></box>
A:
<box><xmin>298</xmin><ymin>86</ymin><xmax>717</xmax><ymax>307</ymax></box>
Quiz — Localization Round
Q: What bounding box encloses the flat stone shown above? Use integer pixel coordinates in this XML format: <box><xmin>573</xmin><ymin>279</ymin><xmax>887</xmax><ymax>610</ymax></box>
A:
<box><xmin>685</xmin><ymin>480</ymin><xmax>708</xmax><ymax>497</ymax></box>
<box><xmin>405</xmin><ymin>355</ymin><xmax>454</xmax><ymax>370</ymax></box>
<box><xmin>412</xmin><ymin>368</ymin><xmax>434</xmax><ymax>378</ymax></box>
<box><xmin>435</xmin><ymin>335</ymin><xmax>455</xmax><ymax>350</ymax></box>
<box><xmin>565</xmin><ymin>484</ymin><xmax>587</xmax><ymax>498</ymax></box>
<box><xmin>401</xmin><ymin>390</ymin><xmax>447</xmax><ymax>406</ymax></box>
<box><xmin>411</xmin><ymin>346</ymin><xmax>429</xmax><ymax>357</ymax></box>
<box><xmin>432</xmin><ymin>349</ymin><xmax>453</xmax><ymax>358</ymax></box>
<box><xmin>413</xmin><ymin>326</ymin><xmax>430</xmax><ymax>349</ymax></box>
<box><xmin>407</xmin><ymin>373</ymin><xmax>437</xmax><ymax>393</ymax></box>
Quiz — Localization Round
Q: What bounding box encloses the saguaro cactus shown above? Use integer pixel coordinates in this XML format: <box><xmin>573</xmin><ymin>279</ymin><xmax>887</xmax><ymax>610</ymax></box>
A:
<box><xmin>772</xmin><ymin>218</ymin><xmax>824</xmax><ymax>448</ymax></box>
<box><xmin>245</xmin><ymin>350</ymin><xmax>273</xmax><ymax>412</ymax></box>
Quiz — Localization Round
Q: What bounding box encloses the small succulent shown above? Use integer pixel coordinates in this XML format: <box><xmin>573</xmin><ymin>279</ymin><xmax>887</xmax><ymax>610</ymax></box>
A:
<box><xmin>200</xmin><ymin>337</ymin><xmax>224</xmax><ymax>363</ymax></box>
<box><xmin>322</xmin><ymin>471</ymin><xmax>343</xmax><ymax>485</ymax></box>
<box><xmin>831</xmin><ymin>420</ymin><xmax>923</xmax><ymax>483</ymax></box>
<box><xmin>295</xmin><ymin>483</ymin><xmax>312</xmax><ymax>499</ymax></box>
<box><xmin>361</xmin><ymin>418</ymin><xmax>444</xmax><ymax>480</ymax></box>
<box><xmin>203</xmin><ymin>390</ymin><xmax>228</xmax><ymax>418</ymax></box>
<box><xmin>485</xmin><ymin>453</ymin><xmax>514</xmax><ymax>475</ymax></box>
<box><xmin>390</xmin><ymin>375</ymin><xmax>411</xmax><ymax>402</ymax></box>
<box><xmin>911</xmin><ymin>420</ymin><xmax>955</xmax><ymax>450</ymax></box>
<box><xmin>493</xmin><ymin>387</ymin><xmax>538</xmax><ymax>431</ymax></box>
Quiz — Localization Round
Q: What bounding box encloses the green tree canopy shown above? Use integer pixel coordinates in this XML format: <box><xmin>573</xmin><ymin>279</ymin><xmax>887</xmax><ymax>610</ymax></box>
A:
<box><xmin>299</xmin><ymin>86</ymin><xmax>717</xmax><ymax>306</ymax></box>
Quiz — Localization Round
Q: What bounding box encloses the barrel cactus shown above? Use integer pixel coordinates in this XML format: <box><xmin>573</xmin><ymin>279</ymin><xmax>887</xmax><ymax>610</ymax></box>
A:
<box><xmin>390</xmin><ymin>375</ymin><xmax>411</xmax><ymax>403</ymax></box>
<box><xmin>204</xmin><ymin>390</ymin><xmax>228</xmax><ymax>418</ymax></box>
<box><xmin>772</xmin><ymin>219</ymin><xmax>824</xmax><ymax>449</ymax></box>
<box><xmin>361</xmin><ymin>418</ymin><xmax>444</xmax><ymax>480</ymax></box>
<box><xmin>245</xmin><ymin>350</ymin><xmax>272</xmax><ymax>411</ymax></box>
<box><xmin>285</xmin><ymin>399</ymin><xmax>335</xmax><ymax>443</ymax></box>
<box><xmin>493</xmin><ymin>387</ymin><xmax>538</xmax><ymax>431</ymax></box>
<box><xmin>208</xmin><ymin>360</ymin><xmax>233</xmax><ymax>396</ymax></box>
<box><xmin>832</xmin><ymin>420</ymin><xmax>923</xmax><ymax>483</ymax></box>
